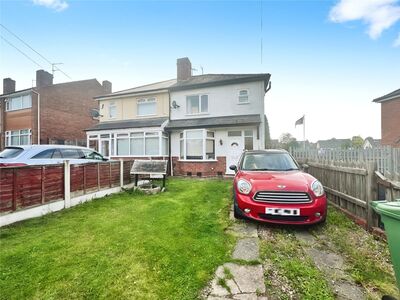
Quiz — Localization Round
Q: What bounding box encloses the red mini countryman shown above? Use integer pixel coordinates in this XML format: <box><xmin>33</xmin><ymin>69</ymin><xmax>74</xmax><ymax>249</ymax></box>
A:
<box><xmin>230</xmin><ymin>150</ymin><xmax>327</xmax><ymax>225</ymax></box>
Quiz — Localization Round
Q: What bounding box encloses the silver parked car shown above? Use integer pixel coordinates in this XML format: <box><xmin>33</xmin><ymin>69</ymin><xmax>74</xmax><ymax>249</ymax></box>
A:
<box><xmin>0</xmin><ymin>145</ymin><xmax>107</xmax><ymax>167</ymax></box>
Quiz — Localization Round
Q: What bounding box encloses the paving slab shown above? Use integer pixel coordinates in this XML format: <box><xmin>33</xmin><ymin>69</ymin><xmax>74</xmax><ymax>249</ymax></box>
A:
<box><xmin>230</xmin><ymin>222</ymin><xmax>258</xmax><ymax>238</ymax></box>
<box><xmin>224</xmin><ymin>263</ymin><xmax>266</xmax><ymax>294</ymax></box>
<box><xmin>305</xmin><ymin>248</ymin><xmax>345</xmax><ymax>277</ymax></box>
<box><xmin>209</xmin><ymin>278</ymin><xmax>230</xmax><ymax>297</ymax></box>
<box><xmin>294</xmin><ymin>231</ymin><xmax>317</xmax><ymax>245</ymax></box>
<box><xmin>334</xmin><ymin>280</ymin><xmax>366</xmax><ymax>300</ymax></box>
<box><xmin>233</xmin><ymin>293</ymin><xmax>268</xmax><ymax>300</ymax></box>
<box><xmin>233</xmin><ymin>238</ymin><xmax>259</xmax><ymax>261</ymax></box>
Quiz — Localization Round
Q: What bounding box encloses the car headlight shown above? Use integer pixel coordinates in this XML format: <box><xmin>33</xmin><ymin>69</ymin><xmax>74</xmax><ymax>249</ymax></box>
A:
<box><xmin>237</xmin><ymin>179</ymin><xmax>252</xmax><ymax>195</ymax></box>
<box><xmin>311</xmin><ymin>180</ymin><xmax>324</xmax><ymax>197</ymax></box>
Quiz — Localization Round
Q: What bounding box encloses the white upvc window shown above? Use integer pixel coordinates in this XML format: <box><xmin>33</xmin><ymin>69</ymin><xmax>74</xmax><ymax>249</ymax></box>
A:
<box><xmin>186</xmin><ymin>94</ymin><xmax>208</xmax><ymax>114</ymax></box>
<box><xmin>137</xmin><ymin>98</ymin><xmax>156</xmax><ymax>116</ymax></box>
<box><xmin>5</xmin><ymin>94</ymin><xmax>32</xmax><ymax>111</ymax></box>
<box><xmin>109</xmin><ymin>102</ymin><xmax>117</xmax><ymax>118</ymax></box>
<box><xmin>5</xmin><ymin>129</ymin><xmax>32</xmax><ymax>146</ymax></box>
<box><xmin>238</xmin><ymin>89</ymin><xmax>249</xmax><ymax>104</ymax></box>
<box><xmin>89</xmin><ymin>130</ymin><xmax>168</xmax><ymax>157</ymax></box>
<box><xmin>179</xmin><ymin>129</ymin><xmax>215</xmax><ymax>160</ymax></box>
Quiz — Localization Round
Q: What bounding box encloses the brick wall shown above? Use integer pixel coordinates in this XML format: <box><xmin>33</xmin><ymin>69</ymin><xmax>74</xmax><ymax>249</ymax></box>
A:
<box><xmin>172</xmin><ymin>156</ymin><xmax>226</xmax><ymax>177</ymax></box>
<box><xmin>38</xmin><ymin>79</ymin><xmax>104</xmax><ymax>144</ymax></box>
<box><xmin>381</xmin><ymin>98</ymin><xmax>400</xmax><ymax>147</ymax></box>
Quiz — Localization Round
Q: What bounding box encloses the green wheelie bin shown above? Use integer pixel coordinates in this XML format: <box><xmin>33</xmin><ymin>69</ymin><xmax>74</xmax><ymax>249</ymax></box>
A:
<box><xmin>371</xmin><ymin>200</ymin><xmax>400</xmax><ymax>290</ymax></box>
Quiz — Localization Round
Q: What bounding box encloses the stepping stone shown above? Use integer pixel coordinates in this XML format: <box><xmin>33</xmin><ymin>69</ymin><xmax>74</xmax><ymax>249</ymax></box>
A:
<box><xmin>294</xmin><ymin>231</ymin><xmax>317</xmax><ymax>245</ymax></box>
<box><xmin>233</xmin><ymin>293</ymin><xmax>268</xmax><ymax>300</ymax></box>
<box><xmin>224</xmin><ymin>263</ymin><xmax>266</xmax><ymax>294</ymax></box>
<box><xmin>233</xmin><ymin>238</ymin><xmax>259</xmax><ymax>261</ymax></box>
<box><xmin>305</xmin><ymin>248</ymin><xmax>345</xmax><ymax>273</ymax></box>
<box><xmin>230</xmin><ymin>222</ymin><xmax>258</xmax><ymax>238</ymax></box>
<box><xmin>334</xmin><ymin>280</ymin><xmax>366</xmax><ymax>300</ymax></box>
<box><xmin>209</xmin><ymin>278</ymin><xmax>230</xmax><ymax>297</ymax></box>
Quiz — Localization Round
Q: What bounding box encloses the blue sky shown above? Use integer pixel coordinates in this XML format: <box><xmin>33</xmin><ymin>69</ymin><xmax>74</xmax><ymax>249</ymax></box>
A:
<box><xmin>1</xmin><ymin>0</ymin><xmax>399</xmax><ymax>142</ymax></box>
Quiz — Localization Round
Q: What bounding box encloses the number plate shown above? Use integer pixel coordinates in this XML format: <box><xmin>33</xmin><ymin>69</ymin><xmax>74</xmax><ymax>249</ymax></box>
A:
<box><xmin>265</xmin><ymin>208</ymin><xmax>300</xmax><ymax>216</ymax></box>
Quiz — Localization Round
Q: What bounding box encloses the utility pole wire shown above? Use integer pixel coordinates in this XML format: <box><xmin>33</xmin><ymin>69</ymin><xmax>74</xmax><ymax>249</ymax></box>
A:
<box><xmin>0</xmin><ymin>23</ymin><xmax>72</xmax><ymax>79</ymax></box>
<box><xmin>0</xmin><ymin>35</ymin><xmax>44</xmax><ymax>68</ymax></box>
<box><xmin>0</xmin><ymin>24</ymin><xmax>52</xmax><ymax>65</ymax></box>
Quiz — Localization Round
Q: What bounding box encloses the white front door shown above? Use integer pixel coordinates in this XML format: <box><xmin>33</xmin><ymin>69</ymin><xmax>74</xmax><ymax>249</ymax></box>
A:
<box><xmin>226</xmin><ymin>132</ymin><xmax>244</xmax><ymax>174</ymax></box>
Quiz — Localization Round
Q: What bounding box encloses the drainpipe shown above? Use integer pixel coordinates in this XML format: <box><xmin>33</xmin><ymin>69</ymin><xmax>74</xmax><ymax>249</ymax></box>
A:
<box><xmin>31</xmin><ymin>89</ymin><xmax>40</xmax><ymax>144</ymax></box>
<box><xmin>168</xmin><ymin>90</ymin><xmax>173</xmax><ymax>176</ymax></box>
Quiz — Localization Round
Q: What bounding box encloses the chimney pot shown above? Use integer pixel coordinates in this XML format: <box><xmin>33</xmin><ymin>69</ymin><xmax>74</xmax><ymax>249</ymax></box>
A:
<box><xmin>36</xmin><ymin>70</ymin><xmax>53</xmax><ymax>88</ymax></box>
<box><xmin>177</xmin><ymin>57</ymin><xmax>192</xmax><ymax>81</ymax></box>
<box><xmin>102</xmin><ymin>80</ymin><xmax>112</xmax><ymax>94</ymax></box>
<box><xmin>3</xmin><ymin>78</ymin><xmax>16</xmax><ymax>94</ymax></box>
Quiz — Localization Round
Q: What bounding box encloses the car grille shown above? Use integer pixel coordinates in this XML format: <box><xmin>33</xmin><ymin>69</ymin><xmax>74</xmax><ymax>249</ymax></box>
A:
<box><xmin>258</xmin><ymin>214</ymin><xmax>309</xmax><ymax>222</ymax></box>
<box><xmin>253</xmin><ymin>191</ymin><xmax>312</xmax><ymax>204</ymax></box>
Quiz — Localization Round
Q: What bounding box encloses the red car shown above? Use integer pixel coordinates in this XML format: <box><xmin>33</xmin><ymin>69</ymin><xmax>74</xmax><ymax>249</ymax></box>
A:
<box><xmin>230</xmin><ymin>150</ymin><xmax>327</xmax><ymax>225</ymax></box>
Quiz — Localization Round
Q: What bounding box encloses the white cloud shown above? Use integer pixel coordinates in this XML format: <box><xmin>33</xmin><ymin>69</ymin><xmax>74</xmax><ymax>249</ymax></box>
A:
<box><xmin>33</xmin><ymin>0</ymin><xmax>69</xmax><ymax>12</ymax></box>
<box><xmin>329</xmin><ymin>0</ymin><xmax>400</xmax><ymax>39</ymax></box>
<box><xmin>394</xmin><ymin>32</ymin><xmax>400</xmax><ymax>46</ymax></box>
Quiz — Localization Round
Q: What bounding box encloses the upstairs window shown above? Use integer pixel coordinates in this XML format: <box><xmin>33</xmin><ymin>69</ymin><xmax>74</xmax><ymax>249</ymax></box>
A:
<box><xmin>238</xmin><ymin>90</ymin><xmax>249</xmax><ymax>103</ymax></box>
<box><xmin>137</xmin><ymin>98</ymin><xmax>156</xmax><ymax>116</ymax></box>
<box><xmin>6</xmin><ymin>94</ymin><xmax>32</xmax><ymax>111</ymax></box>
<box><xmin>109</xmin><ymin>102</ymin><xmax>117</xmax><ymax>118</ymax></box>
<box><xmin>187</xmin><ymin>95</ymin><xmax>208</xmax><ymax>114</ymax></box>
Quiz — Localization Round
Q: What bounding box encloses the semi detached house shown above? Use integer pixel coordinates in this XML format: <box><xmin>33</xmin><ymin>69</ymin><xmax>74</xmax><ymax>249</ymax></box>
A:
<box><xmin>86</xmin><ymin>58</ymin><xmax>271</xmax><ymax>176</ymax></box>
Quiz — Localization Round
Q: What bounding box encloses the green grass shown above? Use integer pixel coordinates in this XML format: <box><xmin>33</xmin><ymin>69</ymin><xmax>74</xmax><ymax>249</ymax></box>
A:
<box><xmin>0</xmin><ymin>178</ymin><xmax>234</xmax><ymax>300</ymax></box>
<box><xmin>311</xmin><ymin>206</ymin><xmax>399</xmax><ymax>299</ymax></box>
<box><xmin>260</xmin><ymin>229</ymin><xmax>335</xmax><ymax>300</ymax></box>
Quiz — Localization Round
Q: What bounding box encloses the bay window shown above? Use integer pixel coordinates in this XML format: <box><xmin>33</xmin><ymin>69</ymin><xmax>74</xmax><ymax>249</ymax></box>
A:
<box><xmin>186</xmin><ymin>94</ymin><xmax>208</xmax><ymax>114</ymax></box>
<box><xmin>180</xmin><ymin>129</ymin><xmax>215</xmax><ymax>160</ymax></box>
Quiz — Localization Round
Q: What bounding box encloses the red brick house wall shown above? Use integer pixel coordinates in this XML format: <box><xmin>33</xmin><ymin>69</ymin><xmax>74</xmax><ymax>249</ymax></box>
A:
<box><xmin>38</xmin><ymin>79</ymin><xmax>104</xmax><ymax>145</ymax></box>
<box><xmin>172</xmin><ymin>156</ymin><xmax>226</xmax><ymax>177</ymax></box>
<box><xmin>381</xmin><ymin>98</ymin><xmax>400</xmax><ymax>147</ymax></box>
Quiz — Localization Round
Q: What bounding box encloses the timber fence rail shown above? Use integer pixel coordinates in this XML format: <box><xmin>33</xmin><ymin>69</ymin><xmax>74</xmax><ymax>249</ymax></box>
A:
<box><xmin>0</xmin><ymin>160</ymin><xmax>136</xmax><ymax>225</ymax></box>
<box><xmin>293</xmin><ymin>147</ymin><xmax>400</xmax><ymax>231</ymax></box>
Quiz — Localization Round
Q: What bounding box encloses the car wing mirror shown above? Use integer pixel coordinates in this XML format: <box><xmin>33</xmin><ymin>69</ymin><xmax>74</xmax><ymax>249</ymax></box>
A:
<box><xmin>229</xmin><ymin>165</ymin><xmax>237</xmax><ymax>173</ymax></box>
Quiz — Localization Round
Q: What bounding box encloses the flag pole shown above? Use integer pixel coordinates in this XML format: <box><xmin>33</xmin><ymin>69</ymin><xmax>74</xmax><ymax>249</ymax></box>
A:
<box><xmin>303</xmin><ymin>114</ymin><xmax>306</xmax><ymax>150</ymax></box>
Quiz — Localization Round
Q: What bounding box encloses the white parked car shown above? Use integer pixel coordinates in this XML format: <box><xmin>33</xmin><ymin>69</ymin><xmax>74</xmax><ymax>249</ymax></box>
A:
<box><xmin>0</xmin><ymin>145</ymin><xmax>108</xmax><ymax>167</ymax></box>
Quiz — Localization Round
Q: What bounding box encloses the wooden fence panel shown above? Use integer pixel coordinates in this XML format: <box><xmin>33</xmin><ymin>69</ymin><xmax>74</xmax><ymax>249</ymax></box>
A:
<box><xmin>0</xmin><ymin>168</ymin><xmax>14</xmax><ymax>212</ymax></box>
<box><xmin>43</xmin><ymin>165</ymin><xmax>64</xmax><ymax>202</ymax></box>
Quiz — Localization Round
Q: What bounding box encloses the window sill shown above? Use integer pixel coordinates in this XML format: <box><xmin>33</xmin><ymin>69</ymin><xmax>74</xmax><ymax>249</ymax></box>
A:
<box><xmin>137</xmin><ymin>114</ymin><xmax>157</xmax><ymax>117</ymax></box>
<box><xmin>237</xmin><ymin>102</ymin><xmax>250</xmax><ymax>105</ymax></box>
<box><xmin>178</xmin><ymin>159</ymin><xmax>218</xmax><ymax>162</ymax></box>
<box><xmin>5</xmin><ymin>107</ymin><xmax>32</xmax><ymax>112</ymax></box>
<box><xmin>185</xmin><ymin>113</ymin><xmax>209</xmax><ymax>116</ymax></box>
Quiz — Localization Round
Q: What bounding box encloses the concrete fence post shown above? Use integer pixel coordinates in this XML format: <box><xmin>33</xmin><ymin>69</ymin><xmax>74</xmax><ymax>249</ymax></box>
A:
<box><xmin>120</xmin><ymin>159</ymin><xmax>124</xmax><ymax>187</ymax></box>
<box><xmin>64</xmin><ymin>160</ymin><xmax>71</xmax><ymax>209</ymax></box>
<box><xmin>365</xmin><ymin>161</ymin><xmax>377</xmax><ymax>230</ymax></box>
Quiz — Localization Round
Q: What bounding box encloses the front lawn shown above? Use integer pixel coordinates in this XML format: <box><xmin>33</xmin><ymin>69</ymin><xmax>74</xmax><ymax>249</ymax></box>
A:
<box><xmin>0</xmin><ymin>178</ymin><xmax>234</xmax><ymax>300</ymax></box>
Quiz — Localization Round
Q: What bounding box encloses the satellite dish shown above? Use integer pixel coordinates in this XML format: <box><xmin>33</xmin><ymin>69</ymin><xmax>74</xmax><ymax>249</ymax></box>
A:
<box><xmin>90</xmin><ymin>109</ymin><xmax>103</xmax><ymax>118</ymax></box>
<box><xmin>171</xmin><ymin>100</ymin><xmax>180</xmax><ymax>109</ymax></box>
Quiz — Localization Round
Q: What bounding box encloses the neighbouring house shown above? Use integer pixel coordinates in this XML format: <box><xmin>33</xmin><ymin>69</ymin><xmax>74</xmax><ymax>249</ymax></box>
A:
<box><xmin>85</xmin><ymin>79</ymin><xmax>176</xmax><ymax>159</ymax></box>
<box><xmin>0</xmin><ymin>70</ymin><xmax>110</xmax><ymax>150</ymax></box>
<box><xmin>363</xmin><ymin>137</ymin><xmax>381</xmax><ymax>149</ymax></box>
<box><xmin>316</xmin><ymin>138</ymin><xmax>351</xmax><ymax>150</ymax></box>
<box><xmin>373</xmin><ymin>88</ymin><xmax>400</xmax><ymax>147</ymax></box>
<box><xmin>86</xmin><ymin>57</ymin><xmax>271</xmax><ymax>177</ymax></box>
<box><xmin>166</xmin><ymin>57</ymin><xmax>271</xmax><ymax>176</ymax></box>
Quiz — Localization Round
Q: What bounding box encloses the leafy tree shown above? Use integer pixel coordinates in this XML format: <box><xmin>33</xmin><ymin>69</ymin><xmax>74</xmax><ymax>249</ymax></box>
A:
<box><xmin>279</xmin><ymin>133</ymin><xmax>299</xmax><ymax>150</ymax></box>
<box><xmin>351</xmin><ymin>136</ymin><xmax>364</xmax><ymax>149</ymax></box>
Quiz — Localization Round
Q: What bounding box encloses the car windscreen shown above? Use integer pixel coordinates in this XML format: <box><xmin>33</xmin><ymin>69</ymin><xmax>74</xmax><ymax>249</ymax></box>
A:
<box><xmin>0</xmin><ymin>147</ymin><xmax>24</xmax><ymax>159</ymax></box>
<box><xmin>241</xmin><ymin>153</ymin><xmax>299</xmax><ymax>171</ymax></box>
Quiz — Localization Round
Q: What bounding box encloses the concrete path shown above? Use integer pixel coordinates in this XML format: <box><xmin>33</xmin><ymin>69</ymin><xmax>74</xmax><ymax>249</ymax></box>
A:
<box><xmin>202</xmin><ymin>213</ymin><xmax>267</xmax><ymax>299</ymax></box>
<box><xmin>295</xmin><ymin>231</ymin><xmax>366</xmax><ymax>300</ymax></box>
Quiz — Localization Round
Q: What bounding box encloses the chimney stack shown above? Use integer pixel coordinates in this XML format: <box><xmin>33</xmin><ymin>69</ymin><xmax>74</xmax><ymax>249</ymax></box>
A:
<box><xmin>177</xmin><ymin>57</ymin><xmax>192</xmax><ymax>81</ymax></box>
<box><xmin>102</xmin><ymin>80</ymin><xmax>112</xmax><ymax>94</ymax></box>
<box><xmin>3</xmin><ymin>78</ymin><xmax>16</xmax><ymax>94</ymax></box>
<box><xmin>36</xmin><ymin>70</ymin><xmax>53</xmax><ymax>88</ymax></box>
